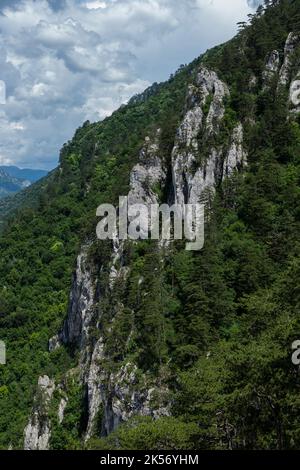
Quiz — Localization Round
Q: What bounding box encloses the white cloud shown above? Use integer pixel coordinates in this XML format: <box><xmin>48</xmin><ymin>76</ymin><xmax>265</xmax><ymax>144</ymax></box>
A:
<box><xmin>85</xmin><ymin>1</ymin><xmax>107</xmax><ymax>9</ymax></box>
<box><xmin>0</xmin><ymin>0</ymin><xmax>259</xmax><ymax>170</ymax></box>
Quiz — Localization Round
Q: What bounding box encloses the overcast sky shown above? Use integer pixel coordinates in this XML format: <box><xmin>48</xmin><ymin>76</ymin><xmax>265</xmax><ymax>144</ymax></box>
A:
<box><xmin>0</xmin><ymin>0</ymin><xmax>262</xmax><ymax>170</ymax></box>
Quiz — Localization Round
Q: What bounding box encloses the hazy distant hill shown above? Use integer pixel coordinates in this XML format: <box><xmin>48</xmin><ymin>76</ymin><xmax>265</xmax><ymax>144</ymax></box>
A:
<box><xmin>0</xmin><ymin>165</ymin><xmax>48</xmax><ymax>183</ymax></box>
<box><xmin>0</xmin><ymin>168</ymin><xmax>31</xmax><ymax>199</ymax></box>
<box><xmin>0</xmin><ymin>165</ymin><xmax>48</xmax><ymax>201</ymax></box>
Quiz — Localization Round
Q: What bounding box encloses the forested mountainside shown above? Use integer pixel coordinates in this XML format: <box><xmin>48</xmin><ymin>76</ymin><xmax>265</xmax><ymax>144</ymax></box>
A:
<box><xmin>0</xmin><ymin>0</ymin><xmax>300</xmax><ymax>451</ymax></box>
<box><xmin>0</xmin><ymin>172</ymin><xmax>54</xmax><ymax>232</ymax></box>
<box><xmin>0</xmin><ymin>167</ymin><xmax>49</xmax><ymax>231</ymax></box>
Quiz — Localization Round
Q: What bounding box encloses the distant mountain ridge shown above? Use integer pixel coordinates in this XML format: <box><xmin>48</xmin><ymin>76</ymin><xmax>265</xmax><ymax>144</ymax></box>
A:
<box><xmin>0</xmin><ymin>165</ymin><xmax>48</xmax><ymax>183</ymax></box>
<box><xmin>0</xmin><ymin>168</ymin><xmax>30</xmax><ymax>199</ymax></box>
<box><xmin>0</xmin><ymin>166</ymin><xmax>48</xmax><ymax>200</ymax></box>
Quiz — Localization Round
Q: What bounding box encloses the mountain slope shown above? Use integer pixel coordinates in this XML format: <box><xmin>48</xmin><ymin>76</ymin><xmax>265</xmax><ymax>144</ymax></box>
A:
<box><xmin>0</xmin><ymin>166</ymin><xmax>49</xmax><ymax>229</ymax></box>
<box><xmin>0</xmin><ymin>170</ymin><xmax>56</xmax><ymax>232</ymax></box>
<box><xmin>0</xmin><ymin>0</ymin><xmax>300</xmax><ymax>451</ymax></box>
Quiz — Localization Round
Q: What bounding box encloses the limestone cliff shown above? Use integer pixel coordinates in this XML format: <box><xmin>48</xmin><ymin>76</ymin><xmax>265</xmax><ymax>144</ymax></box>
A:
<box><xmin>23</xmin><ymin>28</ymin><xmax>300</xmax><ymax>450</ymax></box>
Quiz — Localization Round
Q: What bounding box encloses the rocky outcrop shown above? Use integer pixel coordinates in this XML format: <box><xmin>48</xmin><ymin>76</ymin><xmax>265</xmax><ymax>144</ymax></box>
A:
<box><xmin>109</xmin><ymin>233</ymin><xmax>124</xmax><ymax>288</ymax></box>
<box><xmin>38</xmin><ymin>69</ymin><xmax>248</xmax><ymax>450</ymax></box>
<box><xmin>48</xmin><ymin>246</ymin><xmax>95</xmax><ymax>352</ymax></box>
<box><xmin>279</xmin><ymin>32</ymin><xmax>300</xmax><ymax>86</ymax></box>
<box><xmin>85</xmin><ymin>358</ymin><xmax>170</xmax><ymax>440</ymax></box>
<box><xmin>48</xmin><ymin>334</ymin><xmax>60</xmax><ymax>352</ymax></box>
<box><xmin>272</xmin><ymin>32</ymin><xmax>300</xmax><ymax>114</ymax></box>
<box><xmin>290</xmin><ymin>75</ymin><xmax>300</xmax><ymax>114</ymax></box>
<box><xmin>109</xmin><ymin>130</ymin><xmax>165</xmax><ymax>287</ymax></box>
<box><xmin>35</xmin><ymin>65</ymin><xmax>249</xmax><ymax>449</ymax></box>
<box><xmin>24</xmin><ymin>376</ymin><xmax>55</xmax><ymax>450</ymax></box>
<box><xmin>84</xmin><ymin>131</ymin><xmax>168</xmax><ymax>440</ymax></box>
<box><xmin>128</xmin><ymin>129</ymin><xmax>165</xmax><ymax>207</ymax></box>
<box><xmin>48</xmin><ymin>130</ymin><xmax>170</xmax><ymax>444</ymax></box>
<box><xmin>61</xmin><ymin>246</ymin><xmax>95</xmax><ymax>347</ymax></box>
<box><xmin>102</xmin><ymin>363</ymin><xmax>170</xmax><ymax>436</ymax></box>
<box><xmin>263</xmin><ymin>50</ymin><xmax>280</xmax><ymax>86</ymax></box>
<box><xmin>254</xmin><ymin>32</ymin><xmax>300</xmax><ymax>115</ymax></box>
<box><xmin>43</xmin><ymin>246</ymin><xmax>98</xmax><ymax>445</ymax></box>
<box><xmin>172</xmin><ymin>67</ymin><xmax>241</xmax><ymax>207</ymax></box>
<box><xmin>58</xmin><ymin>397</ymin><xmax>68</xmax><ymax>425</ymax></box>
<box><xmin>84</xmin><ymin>338</ymin><xmax>105</xmax><ymax>439</ymax></box>
<box><xmin>223</xmin><ymin>124</ymin><xmax>247</xmax><ymax>178</ymax></box>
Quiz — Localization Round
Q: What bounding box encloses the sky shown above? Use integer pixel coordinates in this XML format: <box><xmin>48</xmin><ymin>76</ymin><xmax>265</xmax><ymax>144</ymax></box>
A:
<box><xmin>0</xmin><ymin>0</ymin><xmax>262</xmax><ymax>170</ymax></box>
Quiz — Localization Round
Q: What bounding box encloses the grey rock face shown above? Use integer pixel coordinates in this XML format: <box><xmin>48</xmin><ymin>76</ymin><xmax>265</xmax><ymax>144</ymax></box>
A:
<box><xmin>223</xmin><ymin>124</ymin><xmax>247</xmax><ymax>178</ymax></box>
<box><xmin>109</xmin><ymin>130</ymin><xmax>165</xmax><ymax>288</ymax></box>
<box><xmin>108</xmin><ymin>363</ymin><xmax>170</xmax><ymax>427</ymax></box>
<box><xmin>172</xmin><ymin>66</ymin><xmax>234</xmax><ymax>207</ymax></box>
<box><xmin>48</xmin><ymin>334</ymin><xmax>61</xmax><ymax>352</ymax></box>
<box><xmin>109</xmin><ymin>233</ymin><xmax>123</xmax><ymax>288</ymax></box>
<box><xmin>289</xmin><ymin>75</ymin><xmax>300</xmax><ymax>114</ymax></box>
<box><xmin>61</xmin><ymin>246</ymin><xmax>95</xmax><ymax>347</ymax></box>
<box><xmin>128</xmin><ymin>129</ymin><xmax>166</xmax><ymax>207</ymax></box>
<box><xmin>85</xmin><ymin>338</ymin><xmax>105</xmax><ymax>440</ymax></box>
<box><xmin>85</xmin><ymin>131</ymin><xmax>169</xmax><ymax>440</ymax></box>
<box><xmin>84</xmin><ymin>341</ymin><xmax>170</xmax><ymax>440</ymax></box>
<box><xmin>58</xmin><ymin>398</ymin><xmax>68</xmax><ymax>425</ymax></box>
<box><xmin>89</xmin><ymin>362</ymin><xmax>170</xmax><ymax>439</ymax></box>
<box><xmin>43</xmin><ymin>246</ymin><xmax>98</xmax><ymax>445</ymax></box>
<box><xmin>279</xmin><ymin>32</ymin><xmax>300</xmax><ymax>86</ymax></box>
<box><xmin>39</xmin><ymin>67</ymin><xmax>249</xmax><ymax>448</ymax></box>
<box><xmin>263</xmin><ymin>50</ymin><xmax>280</xmax><ymax>85</ymax></box>
<box><xmin>111</xmin><ymin>363</ymin><xmax>170</xmax><ymax>421</ymax></box>
<box><xmin>187</xmin><ymin>148</ymin><xmax>222</xmax><ymax>206</ymax></box>
<box><xmin>24</xmin><ymin>376</ymin><xmax>55</xmax><ymax>450</ymax></box>
<box><xmin>274</xmin><ymin>32</ymin><xmax>300</xmax><ymax>114</ymax></box>
<box><xmin>91</xmin><ymin>76</ymin><xmax>245</xmax><ymax>438</ymax></box>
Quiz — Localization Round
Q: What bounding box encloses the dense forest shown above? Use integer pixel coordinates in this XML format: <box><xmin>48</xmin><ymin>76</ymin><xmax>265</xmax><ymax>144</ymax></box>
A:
<box><xmin>0</xmin><ymin>0</ymin><xmax>300</xmax><ymax>450</ymax></box>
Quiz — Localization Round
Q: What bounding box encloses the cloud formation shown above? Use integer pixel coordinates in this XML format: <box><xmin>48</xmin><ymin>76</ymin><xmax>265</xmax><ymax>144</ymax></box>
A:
<box><xmin>0</xmin><ymin>0</ymin><xmax>260</xmax><ymax>169</ymax></box>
